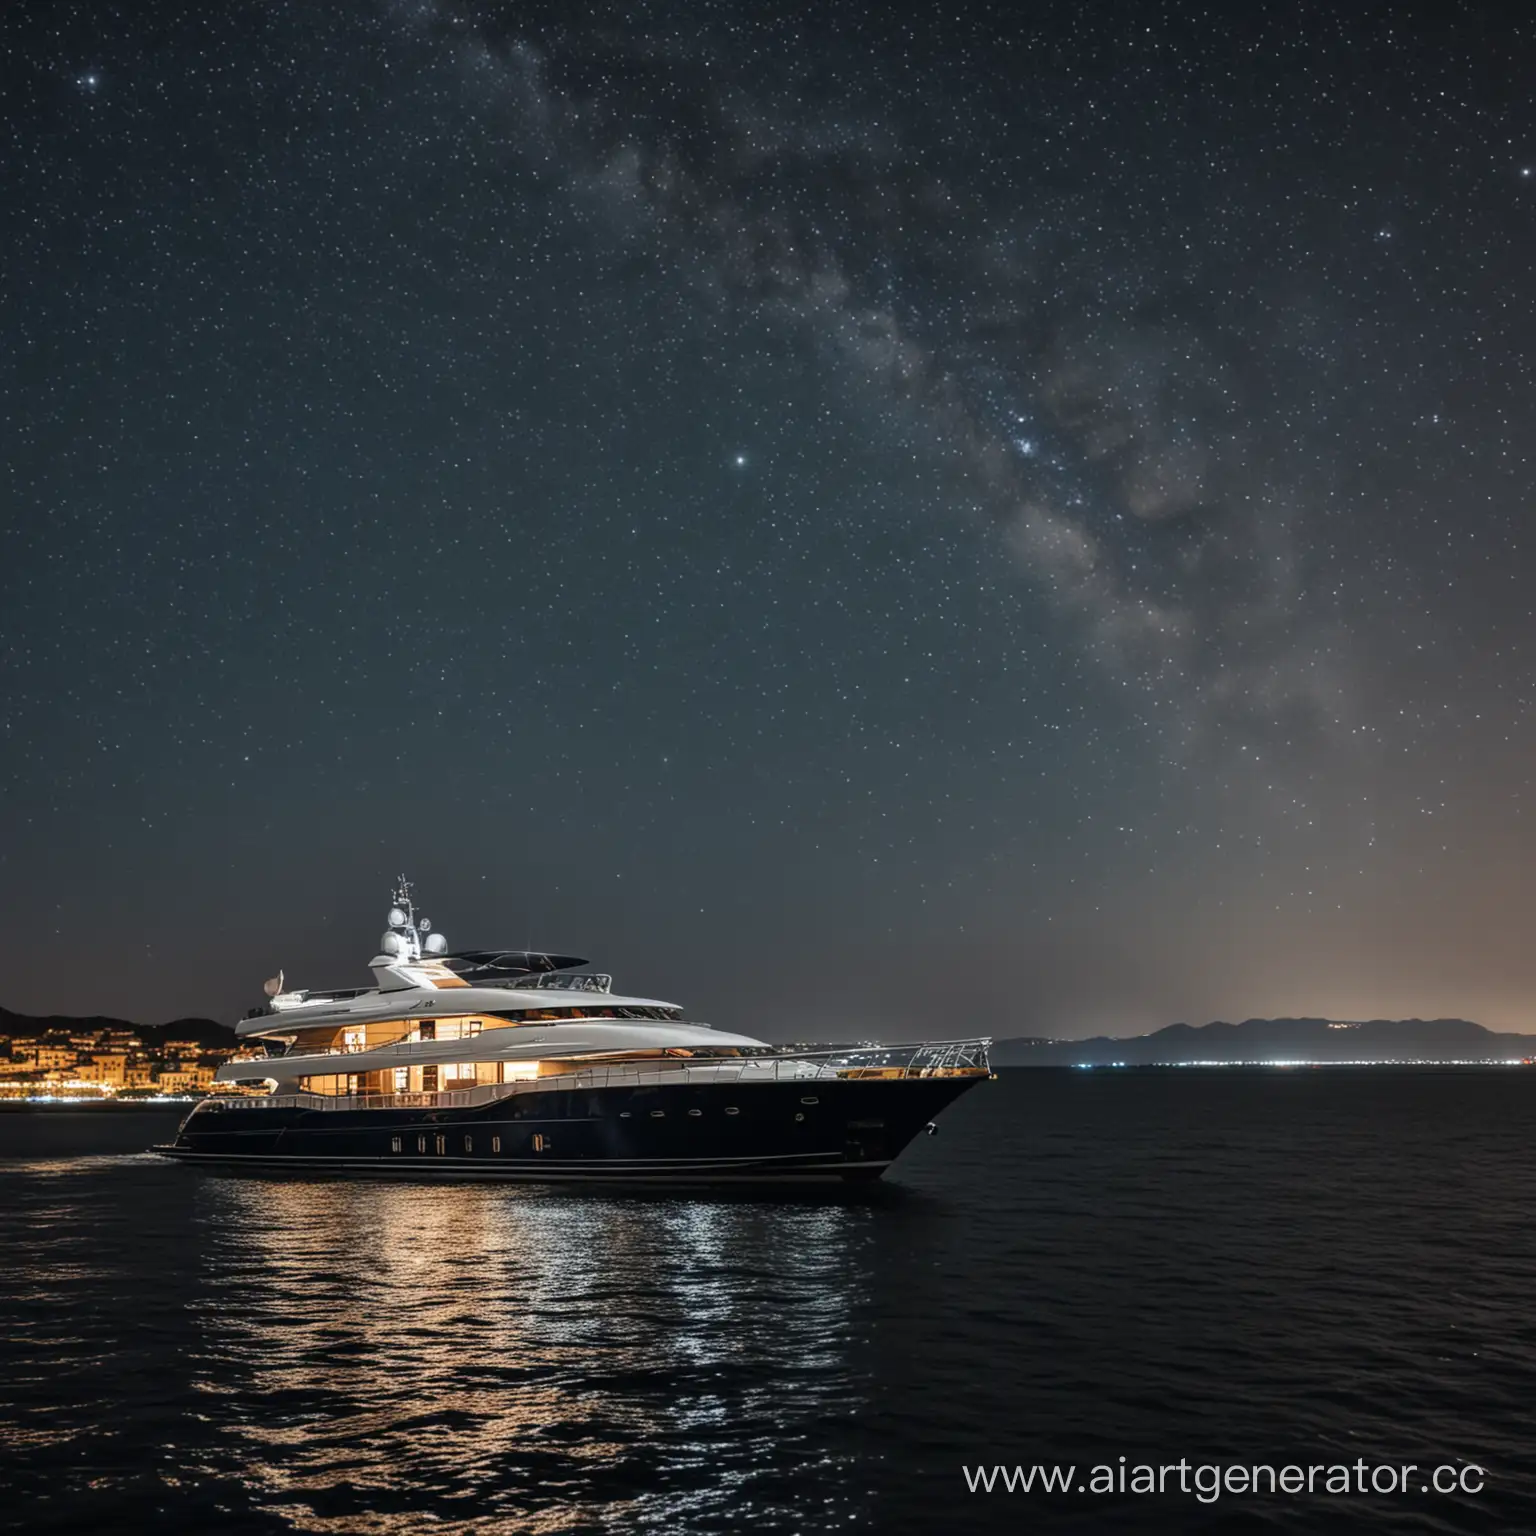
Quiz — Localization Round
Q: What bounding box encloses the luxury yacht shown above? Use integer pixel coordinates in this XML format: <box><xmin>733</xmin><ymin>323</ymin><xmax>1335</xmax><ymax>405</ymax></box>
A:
<box><xmin>156</xmin><ymin>879</ymin><xmax>991</xmax><ymax>1182</ymax></box>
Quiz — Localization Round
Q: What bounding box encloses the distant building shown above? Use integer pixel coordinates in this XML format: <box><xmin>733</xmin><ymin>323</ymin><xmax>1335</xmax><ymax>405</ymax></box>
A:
<box><xmin>156</xmin><ymin>1064</ymin><xmax>216</xmax><ymax>1093</ymax></box>
<box><xmin>3</xmin><ymin>1068</ymin><xmax>111</xmax><ymax>1099</ymax></box>
<box><xmin>125</xmin><ymin>1059</ymin><xmax>157</xmax><ymax>1089</ymax></box>
<box><xmin>77</xmin><ymin>1052</ymin><xmax>129</xmax><ymax>1087</ymax></box>
<box><xmin>30</xmin><ymin>1043</ymin><xmax>78</xmax><ymax>1072</ymax></box>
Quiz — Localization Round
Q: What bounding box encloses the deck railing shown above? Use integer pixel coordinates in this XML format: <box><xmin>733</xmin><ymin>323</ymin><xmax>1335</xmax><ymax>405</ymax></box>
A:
<box><xmin>204</xmin><ymin>1039</ymin><xmax>991</xmax><ymax>1114</ymax></box>
<box><xmin>506</xmin><ymin>972</ymin><xmax>614</xmax><ymax>993</ymax></box>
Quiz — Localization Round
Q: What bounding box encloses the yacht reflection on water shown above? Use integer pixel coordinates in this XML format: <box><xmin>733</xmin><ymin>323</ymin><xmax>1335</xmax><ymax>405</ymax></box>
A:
<box><xmin>191</xmin><ymin>1176</ymin><xmax>877</xmax><ymax>1531</ymax></box>
<box><xmin>160</xmin><ymin>878</ymin><xmax>991</xmax><ymax>1184</ymax></box>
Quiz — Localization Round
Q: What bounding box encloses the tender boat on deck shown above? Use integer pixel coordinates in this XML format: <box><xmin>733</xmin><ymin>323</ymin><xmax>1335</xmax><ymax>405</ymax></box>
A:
<box><xmin>156</xmin><ymin>878</ymin><xmax>991</xmax><ymax>1182</ymax></box>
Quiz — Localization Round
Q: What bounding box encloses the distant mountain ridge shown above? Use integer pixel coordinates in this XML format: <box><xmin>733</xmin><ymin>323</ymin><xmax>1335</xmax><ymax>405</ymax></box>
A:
<box><xmin>992</xmin><ymin>1017</ymin><xmax>1536</xmax><ymax>1066</ymax></box>
<box><xmin>0</xmin><ymin>1006</ymin><xmax>235</xmax><ymax>1050</ymax></box>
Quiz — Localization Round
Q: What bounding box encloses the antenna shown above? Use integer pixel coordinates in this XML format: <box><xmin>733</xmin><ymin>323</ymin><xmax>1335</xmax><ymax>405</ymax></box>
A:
<box><xmin>380</xmin><ymin>873</ymin><xmax>436</xmax><ymax>966</ymax></box>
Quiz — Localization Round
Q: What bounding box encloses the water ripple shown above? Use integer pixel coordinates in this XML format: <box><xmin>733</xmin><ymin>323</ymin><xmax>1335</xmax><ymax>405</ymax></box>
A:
<box><xmin>4</xmin><ymin>1074</ymin><xmax>1536</xmax><ymax>1533</ymax></box>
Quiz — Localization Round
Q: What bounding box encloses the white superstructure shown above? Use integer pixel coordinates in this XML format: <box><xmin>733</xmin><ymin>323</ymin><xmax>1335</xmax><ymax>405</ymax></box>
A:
<box><xmin>221</xmin><ymin>876</ymin><xmax>785</xmax><ymax>1097</ymax></box>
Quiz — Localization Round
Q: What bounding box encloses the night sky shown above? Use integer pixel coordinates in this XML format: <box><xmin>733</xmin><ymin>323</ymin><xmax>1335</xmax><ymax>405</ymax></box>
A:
<box><xmin>3</xmin><ymin>1</ymin><xmax>1533</xmax><ymax>1039</ymax></box>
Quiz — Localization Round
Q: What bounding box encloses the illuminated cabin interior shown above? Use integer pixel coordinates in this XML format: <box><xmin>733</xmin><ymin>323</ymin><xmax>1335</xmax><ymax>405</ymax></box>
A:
<box><xmin>277</xmin><ymin>1011</ymin><xmax>767</xmax><ymax>1098</ymax></box>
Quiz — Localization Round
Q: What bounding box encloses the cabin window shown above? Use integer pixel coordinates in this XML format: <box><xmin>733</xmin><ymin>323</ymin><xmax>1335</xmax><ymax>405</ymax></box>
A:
<box><xmin>390</xmin><ymin>1136</ymin><xmax>402</xmax><ymax>1153</ymax></box>
<box><xmin>491</xmin><ymin>1136</ymin><xmax>501</xmax><ymax>1153</ymax></box>
<box><xmin>650</xmin><ymin>1110</ymin><xmax>665</xmax><ymax>1118</ymax></box>
<box><xmin>435</xmin><ymin>1134</ymin><xmax>446</xmax><ymax>1155</ymax></box>
<box><xmin>619</xmin><ymin>1111</ymin><xmax>632</xmax><ymax>1119</ymax></box>
<box><xmin>422</xmin><ymin>1065</ymin><xmax>438</xmax><ymax>1091</ymax></box>
<box><xmin>463</xmin><ymin>1135</ymin><xmax>473</xmax><ymax>1153</ymax></box>
<box><xmin>417</xmin><ymin>1135</ymin><xmax>427</xmax><ymax>1153</ymax></box>
<box><xmin>687</xmin><ymin>1108</ymin><xmax>702</xmax><ymax>1117</ymax></box>
<box><xmin>801</xmin><ymin>1097</ymin><xmax>819</xmax><ymax>1106</ymax></box>
<box><xmin>393</xmin><ymin>1067</ymin><xmax>408</xmax><ymax>1093</ymax></box>
<box><xmin>724</xmin><ymin>1107</ymin><xmax>739</xmax><ymax>1116</ymax></box>
<box><xmin>532</xmin><ymin>1133</ymin><xmax>547</xmax><ymax>1152</ymax></box>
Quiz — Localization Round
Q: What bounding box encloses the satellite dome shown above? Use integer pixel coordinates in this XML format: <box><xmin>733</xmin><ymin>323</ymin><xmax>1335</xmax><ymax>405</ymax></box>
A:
<box><xmin>381</xmin><ymin>932</ymin><xmax>406</xmax><ymax>956</ymax></box>
<box><xmin>424</xmin><ymin>931</ymin><xmax>448</xmax><ymax>955</ymax></box>
<box><xmin>387</xmin><ymin>907</ymin><xmax>407</xmax><ymax>928</ymax></box>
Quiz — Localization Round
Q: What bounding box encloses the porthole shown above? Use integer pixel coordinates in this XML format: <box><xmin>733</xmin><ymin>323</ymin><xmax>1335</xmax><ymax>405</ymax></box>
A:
<box><xmin>390</xmin><ymin>1136</ymin><xmax>402</xmax><ymax>1153</ymax></box>
<box><xmin>687</xmin><ymin>1108</ymin><xmax>702</xmax><ymax>1117</ymax></box>
<box><xmin>800</xmin><ymin>1096</ymin><xmax>819</xmax><ymax>1105</ymax></box>
<box><xmin>650</xmin><ymin>1110</ymin><xmax>666</xmax><ymax>1118</ymax></box>
<box><xmin>724</xmin><ymin>1107</ymin><xmax>739</xmax><ymax>1116</ymax></box>
<box><xmin>619</xmin><ymin>1111</ymin><xmax>632</xmax><ymax>1119</ymax></box>
<box><xmin>492</xmin><ymin>1135</ymin><xmax>502</xmax><ymax>1153</ymax></box>
<box><xmin>794</xmin><ymin>1112</ymin><xmax>805</xmax><ymax>1122</ymax></box>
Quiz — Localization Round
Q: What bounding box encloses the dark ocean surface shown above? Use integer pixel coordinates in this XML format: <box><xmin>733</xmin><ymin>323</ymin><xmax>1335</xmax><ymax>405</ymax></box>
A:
<box><xmin>3</xmin><ymin>1071</ymin><xmax>1534</xmax><ymax>1535</ymax></box>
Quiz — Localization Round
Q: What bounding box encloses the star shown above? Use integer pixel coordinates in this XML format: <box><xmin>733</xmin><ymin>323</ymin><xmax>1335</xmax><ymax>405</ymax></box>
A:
<box><xmin>4</xmin><ymin>0</ymin><xmax>1535</xmax><ymax>1051</ymax></box>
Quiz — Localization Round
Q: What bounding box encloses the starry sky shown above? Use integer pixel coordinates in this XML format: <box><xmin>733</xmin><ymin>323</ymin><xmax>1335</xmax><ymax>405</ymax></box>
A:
<box><xmin>3</xmin><ymin>0</ymin><xmax>1533</xmax><ymax>1039</ymax></box>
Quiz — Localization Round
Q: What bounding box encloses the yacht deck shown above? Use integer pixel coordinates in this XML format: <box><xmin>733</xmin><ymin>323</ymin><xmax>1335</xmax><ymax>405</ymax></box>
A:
<box><xmin>206</xmin><ymin>1039</ymin><xmax>992</xmax><ymax>1114</ymax></box>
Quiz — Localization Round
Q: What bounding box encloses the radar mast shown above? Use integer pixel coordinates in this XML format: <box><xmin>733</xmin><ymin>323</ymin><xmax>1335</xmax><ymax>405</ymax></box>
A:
<box><xmin>379</xmin><ymin>875</ymin><xmax>449</xmax><ymax>967</ymax></box>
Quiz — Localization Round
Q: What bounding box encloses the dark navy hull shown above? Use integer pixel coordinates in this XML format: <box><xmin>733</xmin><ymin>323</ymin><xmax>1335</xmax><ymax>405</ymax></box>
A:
<box><xmin>155</xmin><ymin>1075</ymin><xmax>986</xmax><ymax>1183</ymax></box>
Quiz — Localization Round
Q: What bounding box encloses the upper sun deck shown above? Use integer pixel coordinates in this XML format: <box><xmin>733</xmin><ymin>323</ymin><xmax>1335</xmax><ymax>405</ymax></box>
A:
<box><xmin>245</xmin><ymin>969</ymin><xmax>617</xmax><ymax>1021</ymax></box>
<box><xmin>239</xmin><ymin>876</ymin><xmax>653</xmax><ymax>1038</ymax></box>
<box><xmin>236</xmin><ymin>984</ymin><xmax>684</xmax><ymax>1040</ymax></box>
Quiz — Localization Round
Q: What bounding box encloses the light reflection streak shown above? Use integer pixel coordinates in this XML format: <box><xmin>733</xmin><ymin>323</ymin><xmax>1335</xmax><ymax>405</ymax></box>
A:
<box><xmin>188</xmin><ymin>1179</ymin><xmax>874</xmax><ymax>1532</ymax></box>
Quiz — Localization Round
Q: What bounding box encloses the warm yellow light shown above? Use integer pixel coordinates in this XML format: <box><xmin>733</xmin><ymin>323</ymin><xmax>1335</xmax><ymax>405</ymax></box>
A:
<box><xmin>500</xmin><ymin>1060</ymin><xmax>540</xmax><ymax>1081</ymax></box>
